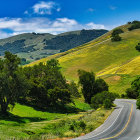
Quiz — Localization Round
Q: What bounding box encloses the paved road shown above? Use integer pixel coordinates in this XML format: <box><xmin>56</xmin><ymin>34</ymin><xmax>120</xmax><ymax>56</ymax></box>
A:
<box><xmin>72</xmin><ymin>99</ymin><xmax>140</xmax><ymax>140</ymax></box>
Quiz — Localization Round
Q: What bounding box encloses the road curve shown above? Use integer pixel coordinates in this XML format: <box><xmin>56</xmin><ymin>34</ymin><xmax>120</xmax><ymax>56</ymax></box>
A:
<box><xmin>72</xmin><ymin>99</ymin><xmax>140</xmax><ymax>140</ymax></box>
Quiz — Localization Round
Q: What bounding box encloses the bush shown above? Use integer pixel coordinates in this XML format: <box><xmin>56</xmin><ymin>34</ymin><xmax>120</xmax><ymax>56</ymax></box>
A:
<box><xmin>103</xmin><ymin>99</ymin><xmax>112</xmax><ymax>109</ymax></box>
<box><xmin>136</xmin><ymin>98</ymin><xmax>140</xmax><ymax>109</ymax></box>
<box><xmin>112</xmin><ymin>28</ymin><xmax>124</xmax><ymax>36</ymax></box>
<box><xmin>91</xmin><ymin>91</ymin><xmax>117</xmax><ymax>109</ymax></box>
<box><xmin>128</xmin><ymin>20</ymin><xmax>140</xmax><ymax>31</ymax></box>
<box><xmin>126</xmin><ymin>76</ymin><xmax>140</xmax><ymax>99</ymax></box>
<box><xmin>111</xmin><ymin>34</ymin><xmax>122</xmax><ymax>42</ymax></box>
<box><xmin>69</xmin><ymin>120</ymin><xmax>86</xmax><ymax>132</ymax></box>
<box><xmin>126</xmin><ymin>88</ymin><xmax>138</xmax><ymax>99</ymax></box>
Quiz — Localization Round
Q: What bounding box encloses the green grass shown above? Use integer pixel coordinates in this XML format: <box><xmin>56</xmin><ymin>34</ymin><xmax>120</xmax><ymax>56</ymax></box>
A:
<box><xmin>0</xmin><ymin>99</ymin><xmax>112</xmax><ymax>140</ymax></box>
<box><xmin>102</xmin><ymin>74</ymin><xmax>139</xmax><ymax>95</ymax></box>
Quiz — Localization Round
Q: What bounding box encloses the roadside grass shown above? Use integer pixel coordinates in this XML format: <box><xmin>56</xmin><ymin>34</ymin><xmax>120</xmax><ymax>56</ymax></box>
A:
<box><xmin>0</xmin><ymin>99</ymin><xmax>112</xmax><ymax>140</ymax></box>
<box><xmin>0</xmin><ymin>99</ymin><xmax>90</xmax><ymax>139</ymax></box>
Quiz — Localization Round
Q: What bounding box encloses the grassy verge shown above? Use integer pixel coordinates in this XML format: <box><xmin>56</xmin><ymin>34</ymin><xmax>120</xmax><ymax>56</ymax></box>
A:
<box><xmin>0</xmin><ymin>99</ymin><xmax>113</xmax><ymax>140</ymax></box>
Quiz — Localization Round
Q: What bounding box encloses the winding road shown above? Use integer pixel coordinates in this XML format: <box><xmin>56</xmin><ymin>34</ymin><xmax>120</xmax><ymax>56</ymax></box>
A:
<box><xmin>72</xmin><ymin>99</ymin><xmax>140</xmax><ymax>140</ymax></box>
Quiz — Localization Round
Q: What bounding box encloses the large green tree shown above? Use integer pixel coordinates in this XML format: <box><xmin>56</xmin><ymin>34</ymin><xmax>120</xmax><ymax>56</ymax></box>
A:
<box><xmin>78</xmin><ymin>70</ymin><xmax>108</xmax><ymax>104</ymax></box>
<box><xmin>0</xmin><ymin>52</ymin><xmax>29</xmax><ymax>114</ymax></box>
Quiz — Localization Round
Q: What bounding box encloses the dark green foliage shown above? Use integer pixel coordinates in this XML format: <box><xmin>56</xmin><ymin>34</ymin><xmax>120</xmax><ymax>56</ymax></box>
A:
<box><xmin>126</xmin><ymin>76</ymin><xmax>140</xmax><ymax>99</ymax></box>
<box><xmin>111</xmin><ymin>28</ymin><xmax>123</xmax><ymax>42</ymax></box>
<box><xmin>44</xmin><ymin>29</ymin><xmax>108</xmax><ymax>51</ymax></box>
<box><xmin>78</xmin><ymin>70</ymin><xmax>95</xmax><ymax>104</ymax></box>
<box><xmin>22</xmin><ymin>59</ymin><xmax>74</xmax><ymax>109</ymax></box>
<box><xmin>126</xmin><ymin>88</ymin><xmax>138</xmax><ymax>99</ymax></box>
<box><xmin>103</xmin><ymin>99</ymin><xmax>112</xmax><ymax>109</ymax></box>
<box><xmin>111</xmin><ymin>28</ymin><xmax>124</xmax><ymax>36</ymax></box>
<box><xmin>69</xmin><ymin>120</ymin><xmax>86</xmax><ymax>132</ymax></box>
<box><xmin>0</xmin><ymin>52</ymin><xmax>29</xmax><ymax>114</ymax></box>
<box><xmin>94</xmin><ymin>78</ymin><xmax>109</xmax><ymax>94</ymax></box>
<box><xmin>91</xmin><ymin>91</ymin><xmax>116</xmax><ymax>109</ymax></box>
<box><xmin>78</xmin><ymin>70</ymin><xmax>109</xmax><ymax>104</ymax></box>
<box><xmin>128</xmin><ymin>22</ymin><xmax>132</xmax><ymax>24</ymax></box>
<box><xmin>111</xmin><ymin>34</ymin><xmax>122</xmax><ymax>42</ymax></box>
<box><xmin>68</xmin><ymin>81</ymin><xmax>80</xmax><ymax>98</ymax></box>
<box><xmin>135</xmin><ymin>43</ymin><xmax>140</xmax><ymax>52</ymax></box>
<box><xmin>136</xmin><ymin>98</ymin><xmax>140</xmax><ymax>109</ymax></box>
<box><xmin>0</xmin><ymin>40</ymin><xmax>25</xmax><ymax>55</ymax></box>
<box><xmin>128</xmin><ymin>20</ymin><xmax>140</xmax><ymax>31</ymax></box>
<box><xmin>48</xmin><ymin>87</ymin><xmax>71</xmax><ymax>106</ymax></box>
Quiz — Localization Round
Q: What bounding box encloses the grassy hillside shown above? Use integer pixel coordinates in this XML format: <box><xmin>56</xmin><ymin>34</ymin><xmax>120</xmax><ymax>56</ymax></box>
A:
<box><xmin>27</xmin><ymin>24</ymin><xmax>140</xmax><ymax>94</ymax></box>
<box><xmin>0</xmin><ymin>29</ymin><xmax>107</xmax><ymax>62</ymax></box>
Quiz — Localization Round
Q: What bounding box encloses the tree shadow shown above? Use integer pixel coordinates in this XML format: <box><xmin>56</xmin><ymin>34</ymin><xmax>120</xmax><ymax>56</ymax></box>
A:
<box><xmin>18</xmin><ymin>99</ymin><xmax>85</xmax><ymax>114</ymax></box>
<box><xmin>0</xmin><ymin>112</ymin><xmax>46</xmax><ymax>124</ymax></box>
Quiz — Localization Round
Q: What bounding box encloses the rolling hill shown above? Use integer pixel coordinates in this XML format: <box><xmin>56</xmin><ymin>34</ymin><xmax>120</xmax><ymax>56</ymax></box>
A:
<box><xmin>27</xmin><ymin>23</ymin><xmax>140</xmax><ymax>94</ymax></box>
<box><xmin>0</xmin><ymin>29</ymin><xmax>108</xmax><ymax>63</ymax></box>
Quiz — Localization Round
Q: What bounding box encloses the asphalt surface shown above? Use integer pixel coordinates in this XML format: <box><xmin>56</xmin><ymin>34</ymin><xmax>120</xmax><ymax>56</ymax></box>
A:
<box><xmin>72</xmin><ymin>99</ymin><xmax>140</xmax><ymax>140</ymax></box>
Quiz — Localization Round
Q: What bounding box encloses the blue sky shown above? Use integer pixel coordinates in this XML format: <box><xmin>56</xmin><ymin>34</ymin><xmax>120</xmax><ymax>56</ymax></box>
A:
<box><xmin>0</xmin><ymin>0</ymin><xmax>140</xmax><ymax>38</ymax></box>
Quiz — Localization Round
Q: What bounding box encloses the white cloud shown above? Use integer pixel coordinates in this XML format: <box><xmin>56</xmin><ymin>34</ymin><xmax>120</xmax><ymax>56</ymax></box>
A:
<box><xmin>32</xmin><ymin>1</ymin><xmax>60</xmax><ymax>15</ymax></box>
<box><xmin>0</xmin><ymin>17</ymin><xmax>108</xmax><ymax>39</ymax></box>
<box><xmin>86</xmin><ymin>22</ymin><xmax>105</xmax><ymax>29</ymax></box>
<box><xmin>110</xmin><ymin>6</ymin><xmax>117</xmax><ymax>10</ymax></box>
<box><xmin>88</xmin><ymin>8</ymin><xmax>95</xmax><ymax>12</ymax></box>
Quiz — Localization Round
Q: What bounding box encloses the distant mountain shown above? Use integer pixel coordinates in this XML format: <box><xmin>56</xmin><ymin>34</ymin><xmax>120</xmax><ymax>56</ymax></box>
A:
<box><xmin>0</xmin><ymin>29</ymin><xmax>108</xmax><ymax>63</ymax></box>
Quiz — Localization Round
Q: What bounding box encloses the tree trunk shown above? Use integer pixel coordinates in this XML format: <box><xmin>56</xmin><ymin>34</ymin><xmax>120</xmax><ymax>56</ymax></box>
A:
<box><xmin>0</xmin><ymin>102</ymin><xmax>8</xmax><ymax>115</ymax></box>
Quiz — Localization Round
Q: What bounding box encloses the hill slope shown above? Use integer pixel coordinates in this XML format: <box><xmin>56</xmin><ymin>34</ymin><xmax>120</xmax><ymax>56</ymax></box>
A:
<box><xmin>28</xmin><ymin>24</ymin><xmax>140</xmax><ymax>78</ymax></box>
<box><xmin>27</xmin><ymin>24</ymin><xmax>140</xmax><ymax>95</ymax></box>
<box><xmin>0</xmin><ymin>29</ymin><xmax>108</xmax><ymax>62</ymax></box>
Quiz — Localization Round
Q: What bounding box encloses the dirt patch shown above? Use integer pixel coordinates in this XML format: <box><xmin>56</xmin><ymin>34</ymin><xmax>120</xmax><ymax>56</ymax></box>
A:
<box><xmin>105</xmin><ymin>75</ymin><xmax>121</xmax><ymax>84</ymax></box>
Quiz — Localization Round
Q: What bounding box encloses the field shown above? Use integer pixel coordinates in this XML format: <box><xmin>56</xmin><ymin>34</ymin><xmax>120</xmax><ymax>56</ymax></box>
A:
<box><xmin>0</xmin><ymin>99</ymin><xmax>112</xmax><ymax>140</ymax></box>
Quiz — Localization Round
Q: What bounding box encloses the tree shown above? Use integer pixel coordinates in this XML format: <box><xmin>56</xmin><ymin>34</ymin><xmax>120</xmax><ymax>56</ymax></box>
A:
<box><xmin>48</xmin><ymin>87</ymin><xmax>72</xmax><ymax>106</ymax></box>
<box><xmin>91</xmin><ymin>91</ymin><xmax>116</xmax><ymax>109</ymax></box>
<box><xmin>78</xmin><ymin>70</ymin><xmax>109</xmax><ymax>104</ymax></box>
<box><xmin>126</xmin><ymin>76</ymin><xmax>140</xmax><ymax>99</ymax></box>
<box><xmin>111</xmin><ymin>34</ymin><xmax>122</xmax><ymax>42</ymax></box>
<box><xmin>78</xmin><ymin>70</ymin><xmax>95</xmax><ymax>104</ymax></box>
<box><xmin>68</xmin><ymin>81</ymin><xmax>80</xmax><ymax>98</ymax></box>
<box><xmin>94</xmin><ymin>78</ymin><xmax>109</xmax><ymax>94</ymax></box>
<box><xmin>22</xmin><ymin>59</ymin><xmax>73</xmax><ymax>109</ymax></box>
<box><xmin>111</xmin><ymin>28</ymin><xmax>124</xmax><ymax>36</ymax></box>
<box><xmin>0</xmin><ymin>52</ymin><xmax>29</xmax><ymax>114</ymax></box>
<box><xmin>136</xmin><ymin>43</ymin><xmax>140</xmax><ymax>52</ymax></box>
<box><xmin>128</xmin><ymin>20</ymin><xmax>140</xmax><ymax>31</ymax></box>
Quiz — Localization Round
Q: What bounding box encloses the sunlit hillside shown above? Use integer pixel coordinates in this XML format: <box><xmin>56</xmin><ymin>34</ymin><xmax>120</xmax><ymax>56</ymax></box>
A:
<box><xmin>27</xmin><ymin>24</ymin><xmax>140</xmax><ymax>81</ymax></box>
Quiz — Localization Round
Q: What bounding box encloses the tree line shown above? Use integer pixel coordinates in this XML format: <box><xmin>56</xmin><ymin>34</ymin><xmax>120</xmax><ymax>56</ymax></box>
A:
<box><xmin>0</xmin><ymin>52</ymin><xmax>117</xmax><ymax>115</ymax></box>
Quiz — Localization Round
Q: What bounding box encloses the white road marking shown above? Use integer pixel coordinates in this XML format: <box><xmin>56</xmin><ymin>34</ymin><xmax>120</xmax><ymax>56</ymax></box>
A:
<box><xmin>137</xmin><ymin>137</ymin><xmax>140</xmax><ymax>140</ymax></box>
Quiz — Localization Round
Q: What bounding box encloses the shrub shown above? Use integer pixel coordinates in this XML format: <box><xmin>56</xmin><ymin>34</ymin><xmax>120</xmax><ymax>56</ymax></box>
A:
<box><xmin>136</xmin><ymin>98</ymin><xmax>140</xmax><ymax>109</ymax></box>
<box><xmin>103</xmin><ymin>99</ymin><xmax>112</xmax><ymax>109</ymax></box>
<box><xmin>91</xmin><ymin>91</ymin><xmax>117</xmax><ymax>109</ymax></box>
<box><xmin>69</xmin><ymin>120</ymin><xmax>86</xmax><ymax>132</ymax></box>
<box><xmin>128</xmin><ymin>20</ymin><xmax>140</xmax><ymax>31</ymax></box>
<box><xmin>126</xmin><ymin>76</ymin><xmax>140</xmax><ymax>99</ymax></box>
<box><xmin>126</xmin><ymin>88</ymin><xmax>138</xmax><ymax>99</ymax></box>
<box><xmin>111</xmin><ymin>34</ymin><xmax>122</xmax><ymax>42</ymax></box>
<box><xmin>112</xmin><ymin>28</ymin><xmax>124</xmax><ymax>36</ymax></box>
